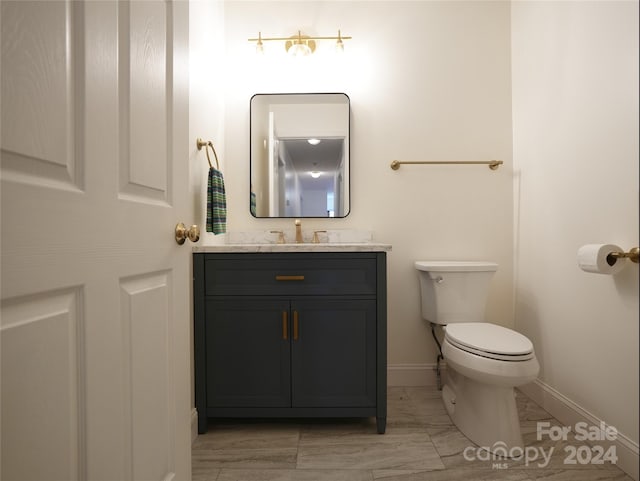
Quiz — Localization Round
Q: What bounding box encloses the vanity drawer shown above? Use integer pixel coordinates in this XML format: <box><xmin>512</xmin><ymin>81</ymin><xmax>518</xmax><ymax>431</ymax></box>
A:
<box><xmin>203</xmin><ymin>253</ymin><xmax>377</xmax><ymax>296</ymax></box>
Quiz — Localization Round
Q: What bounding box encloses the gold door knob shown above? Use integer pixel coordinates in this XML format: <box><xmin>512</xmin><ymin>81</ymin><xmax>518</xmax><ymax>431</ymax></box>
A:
<box><xmin>175</xmin><ymin>223</ymin><xmax>200</xmax><ymax>245</ymax></box>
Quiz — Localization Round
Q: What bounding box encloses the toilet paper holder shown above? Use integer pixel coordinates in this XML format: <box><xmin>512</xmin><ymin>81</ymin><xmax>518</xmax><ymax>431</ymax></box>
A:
<box><xmin>607</xmin><ymin>247</ymin><xmax>639</xmax><ymax>264</ymax></box>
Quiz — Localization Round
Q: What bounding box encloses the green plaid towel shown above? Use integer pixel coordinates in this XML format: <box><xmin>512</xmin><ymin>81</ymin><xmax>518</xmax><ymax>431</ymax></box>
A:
<box><xmin>207</xmin><ymin>167</ymin><xmax>226</xmax><ymax>234</ymax></box>
<box><xmin>250</xmin><ymin>191</ymin><xmax>257</xmax><ymax>217</ymax></box>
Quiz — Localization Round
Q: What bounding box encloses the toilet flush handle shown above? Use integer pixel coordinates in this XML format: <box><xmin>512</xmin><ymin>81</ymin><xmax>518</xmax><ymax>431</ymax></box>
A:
<box><xmin>435</xmin><ymin>276</ymin><xmax>444</xmax><ymax>284</ymax></box>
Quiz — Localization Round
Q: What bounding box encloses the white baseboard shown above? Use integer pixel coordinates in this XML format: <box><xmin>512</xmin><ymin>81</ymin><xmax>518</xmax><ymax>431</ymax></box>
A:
<box><xmin>191</xmin><ymin>408</ymin><xmax>198</xmax><ymax>444</ymax></box>
<box><xmin>519</xmin><ymin>379</ymin><xmax>639</xmax><ymax>481</ymax></box>
<box><xmin>387</xmin><ymin>363</ymin><xmax>444</xmax><ymax>386</ymax></box>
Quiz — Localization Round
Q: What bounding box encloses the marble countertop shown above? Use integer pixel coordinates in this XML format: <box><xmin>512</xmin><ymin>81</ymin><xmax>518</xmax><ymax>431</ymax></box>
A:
<box><xmin>193</xmin><ymin>243</ymin><xmax>392</xmax><ymax>253</ymax></box>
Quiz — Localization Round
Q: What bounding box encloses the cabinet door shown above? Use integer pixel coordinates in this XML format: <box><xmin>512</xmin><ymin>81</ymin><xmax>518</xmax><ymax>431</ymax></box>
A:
<box><xmin>291</xmin><ymin>299</ymin><xmax>377</xmax><ymax>407</ymax></box>
<box><xmin>205</xmin><ymin>299</ymin><xmax>291</xmax><ymax>407</ymax></box>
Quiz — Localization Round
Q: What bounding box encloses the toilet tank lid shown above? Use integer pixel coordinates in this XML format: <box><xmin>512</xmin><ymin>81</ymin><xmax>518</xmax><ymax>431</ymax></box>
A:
<box><xmin>415</xmin><ymin>261</ymin><xmax>498</xmax><ymax>272</ymax></box>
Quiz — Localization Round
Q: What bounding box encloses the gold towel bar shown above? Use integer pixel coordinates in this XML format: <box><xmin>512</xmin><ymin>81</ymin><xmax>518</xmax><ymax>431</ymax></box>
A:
<box><xmin>390</xmin><ymin>160</ymin><xmax>503</xmax><ymax>171</ymax></box>
<box><xmin>196</xmin><ymin>138</ymin><xmax>220</xmax><ymax>170</ymax></box>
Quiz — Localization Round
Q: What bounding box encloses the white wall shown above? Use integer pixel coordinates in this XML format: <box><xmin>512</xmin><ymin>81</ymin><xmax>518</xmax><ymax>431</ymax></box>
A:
<box><xmin>512</xmin><ymin>0</ymin><xmax>639</xmax><ymax>466</ymax></box>
<box><xmin>189</xmin><ymin>1</ymin><xmax>639</xmax><ymax>474</ymax></box>
<box><xmin>188</xmin><ymin>0</ymin><xmax>225</xmax><ymax>440</ymax></box>
<box><xmin>190</xmin><ymin>0</ymin><xmax>226</xmax><ymax>246</ymax></box>
<box><xmin>210</xmin><ymin>1</ymin><xmax>515</xmax><ymax>375</ymax></box>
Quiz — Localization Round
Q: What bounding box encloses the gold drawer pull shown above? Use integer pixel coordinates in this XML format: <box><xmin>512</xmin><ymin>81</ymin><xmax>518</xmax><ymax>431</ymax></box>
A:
<box><xmin>282</xmin><ymin>311</ymin><xmax>288</xmax><ymax>340</ymax></box>
<box><xmin>275</xmin><ymin>275</ymin><xmax>305</xmax><ymax>281</ymax></box>
<box><xmin>293</xmin><ymin>311</ymin><xmax>299</xmax><ymax>341</ymax></box>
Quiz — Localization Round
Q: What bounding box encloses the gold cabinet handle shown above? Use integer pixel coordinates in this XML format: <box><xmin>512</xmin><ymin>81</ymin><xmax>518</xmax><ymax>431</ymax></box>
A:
<box><xmin>282</xmin><ymin>311</ymin><xmax>288</xmax><ymax>340</ymax></box>
<box><xmin>275</xmin><ymin>275</ymin><xmax>305</xmax><ymax>281</ymax></box>
<box><xmin>293</xmin><ymin>311</ymin><xmax>299</xmax><ymax>340</ymax></box>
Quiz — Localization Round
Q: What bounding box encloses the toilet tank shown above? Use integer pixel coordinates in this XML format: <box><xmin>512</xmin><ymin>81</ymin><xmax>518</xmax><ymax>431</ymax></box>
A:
<box><xmin>415</xmin><ymin>261</ymin><xmax>498</xmax><ymax>325</ymax></box>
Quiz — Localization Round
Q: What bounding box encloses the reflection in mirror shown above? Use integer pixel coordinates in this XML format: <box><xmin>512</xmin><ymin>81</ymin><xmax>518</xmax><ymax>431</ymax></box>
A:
<box><xmin>250</xmin><ymin>93</ymin><xmax>350</xmax><ymax>218</ymax></box>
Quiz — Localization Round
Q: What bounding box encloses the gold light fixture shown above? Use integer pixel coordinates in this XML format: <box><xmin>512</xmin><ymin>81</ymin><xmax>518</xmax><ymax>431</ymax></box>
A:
<box><xmin>286</xmin><ymin>31</ymin><xmax>315</xmax><ymax>56</ymax></box>
<box><xmin>248</xmin><ymin>30</ymin><xmax>351</xmax><ymax>55</ymax></box>
<box><xmin>255</xmin><ymin>32</ymin><xmax>264</xmax><ymax>54</ymax></box>
<box><xmin>335</xmin><ymin>30</ymin><xmax>345</xmax><ymax>52</ymax></box>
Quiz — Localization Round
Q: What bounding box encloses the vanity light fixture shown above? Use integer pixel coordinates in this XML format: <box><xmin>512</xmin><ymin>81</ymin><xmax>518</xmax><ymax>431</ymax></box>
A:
<box><xmin>287</xmin><ymin>32</ymin><xmax>315</xmax><ymax>56</ymax></box>
<box><xmin>255</xmin><ymin>32</ymin><xmax>264</xmax><ymax>54</ymax></box>
<box><xmin>335</xmin><ymin>30</ymin><xmax>345</xmax><ymax>52</ymax></box>
<box><xmin>248</xmin><ymin>30</ymin><xmax>351</xmax><ymax>56</ymax></box>
<box><xmin>307</xmin><ymin>138</ymin><xmax>321</xmax><ymax>145</ymax></box>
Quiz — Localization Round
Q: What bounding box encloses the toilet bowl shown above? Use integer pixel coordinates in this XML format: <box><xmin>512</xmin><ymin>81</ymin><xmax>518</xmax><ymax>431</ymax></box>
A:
<box><xmin>415</xmin><ymin>261</ymin><xmax>539</xmax><ymax>454</ymax></box>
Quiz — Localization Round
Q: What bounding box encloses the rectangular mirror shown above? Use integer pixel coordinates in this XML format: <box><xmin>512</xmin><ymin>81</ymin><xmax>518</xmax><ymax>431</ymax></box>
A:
<box><xmin>250</xmin><ymin>93</ymin><xmax>350</xmax><ymax>218</ymax></box>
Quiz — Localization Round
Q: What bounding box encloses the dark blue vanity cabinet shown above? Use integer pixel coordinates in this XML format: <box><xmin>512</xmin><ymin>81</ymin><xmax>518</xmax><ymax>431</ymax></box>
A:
<box><xmin>193</xmin><ymin>252</ymin><xmax>387</xmax><ymax>434</ymax></box>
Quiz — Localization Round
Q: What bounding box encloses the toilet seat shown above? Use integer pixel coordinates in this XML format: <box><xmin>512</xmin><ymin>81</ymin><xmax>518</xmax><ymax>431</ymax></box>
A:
<box><xmin>445</xmin><ymin>323</ymin><xmax>535</xmax><ymax>361</ymax></box>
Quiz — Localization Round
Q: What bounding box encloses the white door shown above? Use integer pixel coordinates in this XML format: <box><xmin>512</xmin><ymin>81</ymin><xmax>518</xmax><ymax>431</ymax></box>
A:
<box><xmin>1</xmin><ymin>1</ymin><xmax>192</xmax><ymax>480</ymax></box>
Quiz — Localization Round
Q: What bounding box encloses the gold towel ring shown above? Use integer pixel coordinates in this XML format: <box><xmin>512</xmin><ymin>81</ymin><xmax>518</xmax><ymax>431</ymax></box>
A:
<box><xmin>196</xmin><ymin>138</ymin><xmax>220</xmax><ymax>170</ymax></box>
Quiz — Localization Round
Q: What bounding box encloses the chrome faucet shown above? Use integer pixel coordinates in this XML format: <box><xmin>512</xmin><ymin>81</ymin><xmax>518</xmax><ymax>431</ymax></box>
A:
<box><xmin>295</xmin><ymin>219</ymin><xmax>303</xmax><ymax>243</ymax></box>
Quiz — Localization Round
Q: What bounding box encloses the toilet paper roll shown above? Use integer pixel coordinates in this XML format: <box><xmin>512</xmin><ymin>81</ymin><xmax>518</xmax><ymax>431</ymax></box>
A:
<box><xmin>577</xmin><ymin>244</ymin><xmax>626</xmax><ymax>275</ymax></box>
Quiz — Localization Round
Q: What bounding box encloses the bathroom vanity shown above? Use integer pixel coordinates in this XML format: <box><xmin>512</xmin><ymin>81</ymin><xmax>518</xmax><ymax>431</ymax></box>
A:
<box><xmin>193</xmin><ymin>243</ymin><xmax>390</xmax><ymax>434</ymax></box>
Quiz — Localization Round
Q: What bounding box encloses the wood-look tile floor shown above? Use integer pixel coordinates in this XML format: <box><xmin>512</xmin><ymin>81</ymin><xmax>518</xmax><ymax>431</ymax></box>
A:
<box><xmin>192</xmin><ymin>387</ymin><xmax>633</xmax><ymax>481</ymax></box>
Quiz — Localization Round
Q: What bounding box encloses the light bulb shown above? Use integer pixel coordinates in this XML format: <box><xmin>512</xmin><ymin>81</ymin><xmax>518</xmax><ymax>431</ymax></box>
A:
<box><xmin>289</xmin><ymin>42</ymin><xmax>311</xmax><ymax>56</ymax></box>
<box><xmin>286</xmin><ymin>31</ymin><xmax>314</xmax><ymax>56</ymax></box>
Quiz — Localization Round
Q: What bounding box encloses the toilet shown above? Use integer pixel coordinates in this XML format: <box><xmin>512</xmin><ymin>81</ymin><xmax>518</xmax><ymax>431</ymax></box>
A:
<box><xmin>415</xmin><ymin>261</ymin><xmax>539</xmax><ymax>455</ymax></box>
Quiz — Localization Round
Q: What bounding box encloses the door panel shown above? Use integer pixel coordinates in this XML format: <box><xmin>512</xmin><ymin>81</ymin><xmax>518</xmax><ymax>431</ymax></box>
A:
<box><xmin>0</xmin><ymin>0</ymin><xmax>83</xmax><ymax>191</ymax></box>
<box><xmin>119</xmin><ymin>0</ymin><xmax>171</xmax><ymax>204</ymax></box>
<box><xmin>120</xmin><ymin>272</ymin><xmax>174</xmax><ymax>481</ymax></box>
<box><xmin>1</xmin><ymin>1</ymin><xmax>191</xmax><ymax>479</ymax></box>
<box><xmin>291</xmin><ymin>299</ymin><xmax>377</xmax><ymax>408</ymax></box>
<box><xmin>205</xmin><ymin>299</ymin><xmax>292</xmax><ymax>408</ymax></box>
<box><xmin>1</xmin><ymin>288</ymin><xmax>84</xmax><ymax>480</ymax></box>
